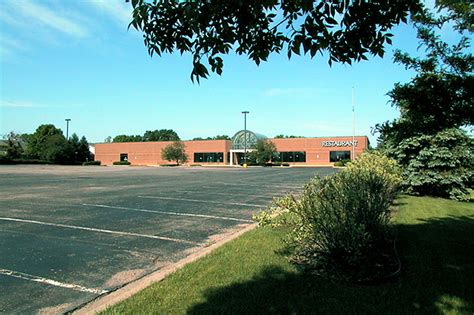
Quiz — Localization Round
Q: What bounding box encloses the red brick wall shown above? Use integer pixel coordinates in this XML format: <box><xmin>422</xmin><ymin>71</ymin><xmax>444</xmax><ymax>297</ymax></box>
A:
<box><xmin>94</xmin><ymin>136</ymin><xmax>368</xmax><ymax>166</ymax></box>
<box><xmin>95</xmin><ymin>140</ymin><xmax>230</xmax><ymax>166</ymax></box>
<box><xmin>271</xmin><ymin>136</ymin><xmax>368</xmax><ymax>165</ymax></box>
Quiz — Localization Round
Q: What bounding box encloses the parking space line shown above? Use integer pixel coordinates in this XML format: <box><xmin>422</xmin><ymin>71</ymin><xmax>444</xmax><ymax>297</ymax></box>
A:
<box><xmin>180</xmin><ymin>189</ymin><xmax>281</xmax><ymax>199</ymax></box>
<box><xmin>213</xmin><ymin>182</ymin><xmax>302</xmax><ymax>189</ymax></box>
<box><xmin>137</xmin><ymin>195</ymin><xmax>266</xmax><ymax>208</ymax></box>
<box><xmin>82</xmin><ymin>203</ymin><xmax>254</xmax><ymax>223</ymax></box>
<box><xmin>0</xmin><ymin>217</ymin><xmax>198</xmax><ymax>245</ymax></box>
<box><xmin>0</xmin><ymin>268</ymin><xmax>108</xmax><ymax>295</ymax></box>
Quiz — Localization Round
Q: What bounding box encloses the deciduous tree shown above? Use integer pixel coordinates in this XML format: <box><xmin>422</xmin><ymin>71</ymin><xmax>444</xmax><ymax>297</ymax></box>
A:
<box><xmin>129</xmin><ymin>0</ymin><xmax>422</xmax><ymax>82</ymax></box>
<box><xmin>3</xmin><ymin>132</ymin><xmax>24</xmax><ymax>159</ymax></box>
<box><xmin>26</xmin><ymin>124</ymin><xmax>64</xmax><ymax>159</ymax></box>
<box><xmin>143</xmin><ymin>129</ymin><xmax>180</xmax><ymax>141</ymax></box>
<box><xmin>113</xmin><ymin>135</ymin><xmax>143</xmax><ymax>142</ymax></box>
<box><xmin>248</xmin><ymin>139</ymin><xmax>277</xmax><ymax>165</ymax></box>
<box><xmin>161</xmin><ymin>141</ymin><xmax>188</xmax><ymax>165</ymax></box>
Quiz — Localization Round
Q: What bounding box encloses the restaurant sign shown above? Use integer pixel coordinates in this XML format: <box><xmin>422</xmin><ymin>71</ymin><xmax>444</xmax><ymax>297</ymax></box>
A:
<box><xmin>321</xmin><ymin>140</ymin><xmax>358</xmax><ymax>147</ymax></box>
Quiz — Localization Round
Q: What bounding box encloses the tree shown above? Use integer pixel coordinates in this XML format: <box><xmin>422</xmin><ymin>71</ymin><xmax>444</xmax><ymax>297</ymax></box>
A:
<box><xmin>143</xmin><ymin>129</ymin><xmax>180</xmax><ymax>141</ymax></box>
<box><xmin>161</xmin><ymin>141</ymin><xmax>188</xmax><ymax>165</ymax></box>
<box><xmin>213</xmin><ymin>135</ymin><xmax>230</xmax><ymax>140</ymax></box>
<box><xmin>387</xmin><ymin>128</ymin><xmax>473</xmax><ymax>200</ymax></box>
<box><xmin>274</xmin><ymin>134</ymin><xmax>302</xmax><ymax>139</ymax></box>
<box><xmin>248</xmin><ymin>139</ymin><xmax>277</xmax><ymax>165</ymax></box>
<box><xmin>104</xmin><ymin>136</ymin><xmax>112</xmax><ymax>143</ymax></box>
<box><xmin>375</xmin><ymin>2</ymin><xmax>473</xmax><ymax>147</ymax></box>
<box><xmin>129</xmin><ymin>0</ymin><xmax>422</xmax><ymax>82</ymax></box>
<box><xmin>192</xmin><ymin>135</ymin><xmax>230</xmax><ymax>141</ymax></box>
<box><xmin>26</xmin><ymin>124</ymin><xmax>64</xmax><ymax>159</ymax></box>
<box><xmin>67</xmin><ymin>134</ymin><xmax>91</xmax><ymax>163</ymax></box>
<box><xmin>113</xmin><ymin>135</ymin><xmax>143</xmax><ymax>142</ymax></box>
<box><xmin>43</xmin><ymin>134</ymin><xmax>71</xmax><ymax>164</ymax></box>
<box><xmin>68</xmin><ymin>133</ymin><xmax>80</xmax><ymax>162</ymax></box>
<box><xmin>375</xmin><ymin>2</ymin><xmax>473</xmax><ymax>200</ymax></box>
<box><xmin>4</xmin><ymin>132</ymin><xmax>24</xmax><ymax>159</ymax></box>
<box><xmin>78</xmin><ymin>136</ymin><xmax>91</xmax><ymax>162</ymax></box>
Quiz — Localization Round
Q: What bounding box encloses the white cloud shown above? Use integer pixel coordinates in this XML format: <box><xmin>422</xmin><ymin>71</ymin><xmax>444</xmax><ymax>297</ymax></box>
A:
<box><xmin>0</xmin><ymin>100</ymin><xmax>38</xmax><ymax>108</ymax></box>
<box><xmin>86</xmin><ymin>0</ymin><xmax>133</xmax><ymax>26</ymax></box>
<box><xmin>0</xmin><ymin>34</ymin><xmax>28</xmax><ymax>57</ymax></box>
<box><xmin>8</xmin><ymin>0</ymin><xmax>87</xmax><ymax>38</ymax></box>
<box><xmin>0</xmin><ymin>100</ymin><xmax>85</xmax><ymax>109</ymax></box>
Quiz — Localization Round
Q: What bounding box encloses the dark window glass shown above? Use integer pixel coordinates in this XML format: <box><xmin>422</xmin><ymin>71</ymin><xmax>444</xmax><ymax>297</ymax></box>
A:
<box><xmin>276</xmin><ymin>152</ymin><xmax>306</xmax><ymax>163</ymax></box>
<box><xmin>120</xmin><ymin>153</ymin><xmax>128</xmax><ymax>161</ymax></box>
<box><xmin>194</xmin><ymin>153</ymin><xmax>204</xmax><ymax>162</ymax></box>
<box><xmin>194</xmin><ymin>152</ymin><xmax>224</xmax><ymax>163</ymax></box>
<box><xmin>330</xmin><ymin>151</ymin><xmax>351</xmax><ymax>162</ymax></box>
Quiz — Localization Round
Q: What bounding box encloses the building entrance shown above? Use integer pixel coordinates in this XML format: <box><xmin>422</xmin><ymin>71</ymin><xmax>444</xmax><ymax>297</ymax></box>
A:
<box><xmin>229</xmin><ymin>150</ymin><xmax>254</xmax><ymax>165</ymax></box>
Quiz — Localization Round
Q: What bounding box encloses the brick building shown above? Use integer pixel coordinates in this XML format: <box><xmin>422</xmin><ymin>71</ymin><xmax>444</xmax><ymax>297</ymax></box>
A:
<box><xmin>94</xmin><ymin>130</ymin><xmax>369</xmax><ymax>166</ymax></box>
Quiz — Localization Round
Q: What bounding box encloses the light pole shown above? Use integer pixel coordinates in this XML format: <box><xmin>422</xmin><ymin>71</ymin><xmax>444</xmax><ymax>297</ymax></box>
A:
<box><xmin>65</xmin><ymin>118</ymin><xmax>71</xmax><ymax>140</ymax></box>
<box><xmin>241</xmin><ymin>111</ymin><xmax>249</xmax><ymax>164</ymax></box>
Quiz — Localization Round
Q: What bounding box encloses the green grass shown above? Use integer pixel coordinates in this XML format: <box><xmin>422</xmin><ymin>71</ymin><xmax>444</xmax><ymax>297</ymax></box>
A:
<box><xmin>103</xmin><ymin>196</ymin><xmax>473</xmax><ymax>314</ymax></box>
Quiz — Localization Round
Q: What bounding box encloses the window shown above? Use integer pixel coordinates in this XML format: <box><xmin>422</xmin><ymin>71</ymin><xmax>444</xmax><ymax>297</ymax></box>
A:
<box><xmin>120</xmin><ymin>153</ymin><xmax>128</xmax><ymax>161</ymax></box>
<box><xmin>330</xmin><ymin>151</ymin><xmax>350</xmax><ymax>162</ymax></box>
<box><xmin>194</xmin><ymin>152</ymin><xmax>224</xmax><ymax>163</ymax></box>
<box><xmin>276</xmin><ymin>151</ymin><xmax>306</xmax><ymax>163</ymax></box>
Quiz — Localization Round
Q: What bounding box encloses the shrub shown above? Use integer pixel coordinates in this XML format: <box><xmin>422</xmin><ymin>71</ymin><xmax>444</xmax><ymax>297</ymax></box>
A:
<box><xmin>83</xmin><ymin>160</ymin><xmax>101</xmax><ymax>166</ymax></box>
<box><xmin>347</xmin><ymin>151</ymin><xmax>402</xmax><ymax>190</ymax></box>
<box><xmin>255</xmin><ymin>152</ymin><xmax>401</xmax><ymax>281</ymax></box>
<box><xmin>333</xmin><ymin>158</ymin><xmax>351</xmax><ymax>167</ymax></box>
<box><xmin>113</xmin><ymin>161</ymin><xmax>131</xmax><ymax>165</ymax></box>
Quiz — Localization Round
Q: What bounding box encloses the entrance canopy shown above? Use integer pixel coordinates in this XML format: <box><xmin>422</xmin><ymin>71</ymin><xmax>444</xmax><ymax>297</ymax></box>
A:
<box><xmin>231</xmin><ymin>130</ymin><xmax>266</xmax><ymax>150</ymax></box>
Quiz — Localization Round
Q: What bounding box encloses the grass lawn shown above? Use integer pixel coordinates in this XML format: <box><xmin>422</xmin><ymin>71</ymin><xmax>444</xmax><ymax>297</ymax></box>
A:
<box><xmin>103</xmin><ymin>195</ymin><xmax>473</xmax><ymax>314</ymax></box>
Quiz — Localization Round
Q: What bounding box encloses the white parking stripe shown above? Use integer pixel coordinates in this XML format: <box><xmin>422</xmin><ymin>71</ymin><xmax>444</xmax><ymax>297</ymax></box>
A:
<box><xmin>82</xmin><ymin>203</ymin><xmax>253</xmax><ymax>223</ymax></box>
<box><xmin>213</xmin><ymin>182</ymin><xmax>302</xmax><ymax>189</ymax></box>
<box><xmin>137</xmin><ymin>195</ymin><xmax>266</xmax><ymax>208</ymax></box>
<box><xmin>174</xmin><ymin>189</ymin><xmax>279</xmax><ymax>199</ymax></box>
<box><xmin>0</xmin><ymin>268</ymin><xmax>108</xmax><ymax>295</ymax></box>
<box><xmin>0</xmin><ymin>217</ymin><xmax>198</xmax><ymax>245</ymax></box>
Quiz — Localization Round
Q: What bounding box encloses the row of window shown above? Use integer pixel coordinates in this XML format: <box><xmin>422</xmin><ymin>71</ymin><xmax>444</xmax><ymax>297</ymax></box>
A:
<box><xmin>330</xmin><ymin>151</ymin><xmax>351</xmax><ymax>162</ymax></box>
<box><xmin>275</xmin><ymin>151</ymin><xmax>351</xmax><ymax>162</ymax></box>
<box><xmin>122</xmin><ymin>151</ymin><xmax>351</xmax><ymax>163</ymax></box>
<box><xmin>194</xmin><ymin>152</ymin><xmax>224</xmax><ymax>163</ymax></box>
<box><xmin>273</xmin><ymin>151</ymin><xmax>307</xmax><ymax>163</ymax></box>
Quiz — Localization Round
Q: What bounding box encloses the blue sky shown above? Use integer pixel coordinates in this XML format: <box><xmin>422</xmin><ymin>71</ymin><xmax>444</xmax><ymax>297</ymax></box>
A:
<box><xmin>0</xmin><ymin>0</ymin><xmax>455</xmax><ymax>145</ymax></box>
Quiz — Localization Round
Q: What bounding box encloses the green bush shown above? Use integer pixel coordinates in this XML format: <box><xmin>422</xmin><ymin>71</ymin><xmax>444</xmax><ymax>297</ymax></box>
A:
<box><xmin>113</xmin><ymin>161</ymin><xmax>131</xmax><ymax>165</ymax></box>
<box><xmin>255</xmin><ymin>152</ymin><xmax>401</xmax><ymax>281</ymax></box>
<box><xmin>82</xmin><ymin>160</ymin><xmax>101</xmax><ymax>166</ymax></box>
<box><xmin>386</xmin><ymin>128</ymin><xmax>473</xmax><ymax>200</ymax></box>
<box><xmin>347</xmin><ymin>151</ymin><xmax>402</xmax><ymax>189</ymax></box>
<box><xmin>333</xmin><ymin>158</ymin><xmax>351</xmax><ymax>167</ymax></box>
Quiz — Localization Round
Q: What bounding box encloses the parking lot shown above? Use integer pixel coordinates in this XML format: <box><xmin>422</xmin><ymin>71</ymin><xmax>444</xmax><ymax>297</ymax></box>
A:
<box><xmin>0</xmin><ymin>165</ymin><xmax>336</xmax><ymax>313</ymax></box>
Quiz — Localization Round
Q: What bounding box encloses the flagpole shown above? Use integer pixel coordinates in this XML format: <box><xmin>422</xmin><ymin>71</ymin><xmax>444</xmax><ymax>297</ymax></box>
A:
<box><xmin>352</xmin><ymin>87</ymin><xmax>355</xmax><ymax>160</ymax></box>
